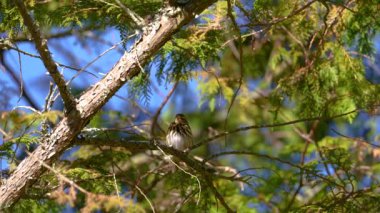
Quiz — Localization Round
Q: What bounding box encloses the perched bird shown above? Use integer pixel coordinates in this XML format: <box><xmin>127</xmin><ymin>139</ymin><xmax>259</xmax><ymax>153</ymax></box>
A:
<box><xmin>166</xmin><ymin>0</ymin><xmax>191</xmax><ymax>6</ymax></box>
<box><xmin>166</xmin><ymin>114</ymin><xmax>193</xmax><ymax>152</ymax></box>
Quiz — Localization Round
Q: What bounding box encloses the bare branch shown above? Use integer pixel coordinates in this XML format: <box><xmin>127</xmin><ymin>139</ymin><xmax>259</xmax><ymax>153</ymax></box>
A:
<box><xmin>135</xmin><ymin>184</ymin><xmax>156</xmax><ymax>213</ymax></box>
<box><xmin>191</xmin><ymin>108</ymin><xmax>359</xmax><ymax>150</ymax></box>
<box><xmin>66</xmin><ymin>36</ymin><xmax>136</xmax><ymax>86</ymax></box>
<box><xmin>204</xmin><ymin>174</ymin><xmax>235</xmax><ymax>212</ymax></box>
<box><xmin>14</xmin><ymin>0</ymin><xmax>75</xmax><ymax>112</ymax></box>
<box><xmin>202</xmin><ymin>150</ymin><xmax>342</xmax><ymax>188</ymax></box>
<box><xmin>12</xmin><ymin>25</ymin><xmax>99</xmax><ymax>42</ymax></box>
<box><xmin>0</xmin><ymin>53</ymin><xmax>40</xmax><ymax>110</ymax></box>
<box><xmin>331</xmin><ymin>128</ymin><xmax>380</xmax><ymax>148</ymax></box>
<box><xmin>115</xmin><ymin>0</ymin><xmax>145</xmax><ymax>27</ymax></box>
<box><xmin>2</xmin><ymin>42</ymin><xmax>96</xmax><ymax>77</ymax></box>
<box><xmin>252</xmin><ymin>0</ymin><xmax>318</xmax><ymax>27</ymax></box>
<box><xmin>223</xmin><ymin>0</ymin><xmax>244</xmax><ymax>146</ymax></box>
<box><xmin>150</xmin><ymin>82</ymin><xmax>179</xmax><ymax>137</ymax></box>
<box><xmin>285</xmin><ymin>121</ymin><xmax>319</xmax><ymax>211</ymax></box>
<box><xmin>24</xmin><ymin>150</ymin><xmax>89</xmax><ymax>195</ymax></box>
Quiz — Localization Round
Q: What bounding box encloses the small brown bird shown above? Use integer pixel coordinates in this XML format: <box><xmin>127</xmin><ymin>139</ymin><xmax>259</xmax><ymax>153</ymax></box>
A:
<box><xmin>166</xmin><ymin>114</ymin><xmax>193</xmax><ymax>151</ymax></box>
<box><xmin>166</xmin><ymin>0</ymin><xmax>191</xmax><ymax>6</ymax></box>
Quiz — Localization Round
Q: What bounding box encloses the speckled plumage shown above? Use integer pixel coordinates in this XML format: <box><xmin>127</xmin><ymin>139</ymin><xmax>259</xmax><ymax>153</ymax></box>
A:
<box><xmin>166</xmin><ymin>114</ymin><xmax>192</xmax><ymax>151</ymax></box>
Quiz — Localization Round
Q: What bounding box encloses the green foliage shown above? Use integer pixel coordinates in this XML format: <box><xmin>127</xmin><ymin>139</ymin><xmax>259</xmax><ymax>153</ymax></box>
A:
<box><xmin>0</xmin><ymin>110</ymin><xmax>63</xmax><ymax>162</ymax></box>
<box><xmin>2</xmin><ymin>0</ymin><xmax>380</xmax><ymax>212</ymax></box>
<box><xmin>343</xmin><ymin>0</ymin><xmax>380</xmax><ymax>55</ymax></box>
<box><xmin>0</xmin><ymin>3</ymin><xmax>23</xmax><ymax>37</ymax></box>
<box><xmin>0</xmin><ymin>0</ymin><xmax>161</xmax><ymax>41</ymax></box>
<box><xmin>10</xmin><ymin>199</ymin><xmax>63</xmax><ymax>213</ymax></box>
<box><xmin>128</xmin><ymin>72</ymin><xmax>152</xmax><ymax>105</ymax></box>
<box><xmin>274</xmin><ymin>35</ymin><xmax>380</xmax><ymax>118</ymax></box>
<box><xmin>8</xmin><ymin>134</ymin><xmax>39</xmax><ymax>147</ymax></box>
<box><xmin>155</xmin><ymin>4</ymin><xmax>225</xmax><ymax>86</ymax></box>
<box><xmin>323</xmin><ymin>147</ymin><xmax>352</xmax><ymax>171</ymax></box>
<box><xmin>197</xmin><ymin>75</ymin><xmax>234</xmax><ymax>111</ymax></box>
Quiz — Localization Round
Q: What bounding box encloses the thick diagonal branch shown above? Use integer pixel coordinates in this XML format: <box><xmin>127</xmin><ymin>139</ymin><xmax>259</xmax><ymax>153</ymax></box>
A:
<box><xmin>15</xmin><ymin>0</ymin><xmax>75</xmax><ymax>111</ymax></box>
<box><xmin>0</xmin><ymin>1</ymin><xmax>216</xmax><ymax>208</ymax></box>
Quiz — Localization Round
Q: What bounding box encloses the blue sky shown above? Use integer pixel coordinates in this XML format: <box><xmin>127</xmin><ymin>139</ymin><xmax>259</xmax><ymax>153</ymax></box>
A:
<box><xmin>1</xmin><ymin>27</ymin><xmax>202</xmax><ymax>114</ymax></box>
<box><xmin>0</xmin><ymin>27</ymin><xmax>204</xmax><ymax>172</ymax></box>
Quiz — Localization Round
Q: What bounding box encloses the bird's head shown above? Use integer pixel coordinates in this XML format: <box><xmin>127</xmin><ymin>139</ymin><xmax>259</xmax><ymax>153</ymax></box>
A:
<box><xmin>175</xmin><ymin>113</ymin><xmax>187</xmax><ymax>124</ymax></box>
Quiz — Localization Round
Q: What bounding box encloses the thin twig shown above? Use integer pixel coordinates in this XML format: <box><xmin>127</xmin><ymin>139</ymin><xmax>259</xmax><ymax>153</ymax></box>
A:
<box><xmin>0</xmin><ymin>55</ymin><xmax>40</xmax><ymax>110</ymax></box>
<box><xmin>66</xmin><ymin>35</ymin><xmax>136</xmax><ymax>86</ymax></box>
<box><xmin>203</xmin><ymin>174</ymin><xmax>235</xmax><ymax>212</ymax></box>
<box><xmin>115</xmin><ymin>0</ymin><xmax>145</xmax><ymax>27</ymax></box>
<box><xmin>12</xmin><ymin>106</ymin><xmax>42</xmax><ymax>115</ymax></box>
<box><xmin>135</xmin><ymin>184</ymin><xmax>156</xmax><ymax>213</ymax></box>
<box><xmin>0</xmin><ymin>127</ymin><xmax>9</xmax><ymax>139</ymax></box>
<box><xmin>285</xmin><ymin>121</ymin><xmax>318</xmax><ymax>211</ymax></box>
<box><xmin>221</xmin><ymin>28</ymin><xmax>268</xmax><ymax>48</ymax></box>
<box><xmin>203</xmin><ymin>150</ymin><xmax>343</xmax><ymax>188</ymax></box>
<box><xmin>14</xmin><ymin>42</ymin><xmax>23</xmax><ymax>105</ymax></box>
<box><xmin>150</xmin><ymin>82</ymin><xmax>179</xmax><ymax>137</ymax></box>
<box><xmin>254</xmin><ymin>0</ymin><xmax>318</xmax><ymax>27</ymax></box>
<box><xmin>12</xmin><ymin>25</ymin><xmax>98</xmax><ymax>42</ymax></box>
<box><xmin>191</xmin><ymin>109</ymin><xmax>359</xmax><ymax>150</ymax></box>
<box><xmin>44</xmin><ymin>82</ymin><xmax>55</xmax><ymax>112</ymax></box>
<box><xmin>24</xmin><ymin>150</ymin><xmax>89</xmax><ymax>194</ymax></box>
<box><xmin>155</xmin><ymin>145</ymin><xmax>202</xmax><ymax>205</ymax></box>
<box><xmin>331</xmin><ymin>128</ymin><xmax>380</xmax><ymax>148</ymax></box>
<box><xmin>224</xmin><ymin>0</ymin><xmax>244</xmax><ymax>146</ymax></box>
<box><xmin>3</xmin><ymin>43</ymin><xmax>94</xmax><ymax>76</ymax></box>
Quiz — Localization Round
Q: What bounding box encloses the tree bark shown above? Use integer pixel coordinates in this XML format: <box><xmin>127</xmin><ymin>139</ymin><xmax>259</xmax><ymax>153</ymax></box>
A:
<box><xmin>0</xmin><ymin>1</ymin><xmax>216</xmax><ymax>208</ymax></box>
